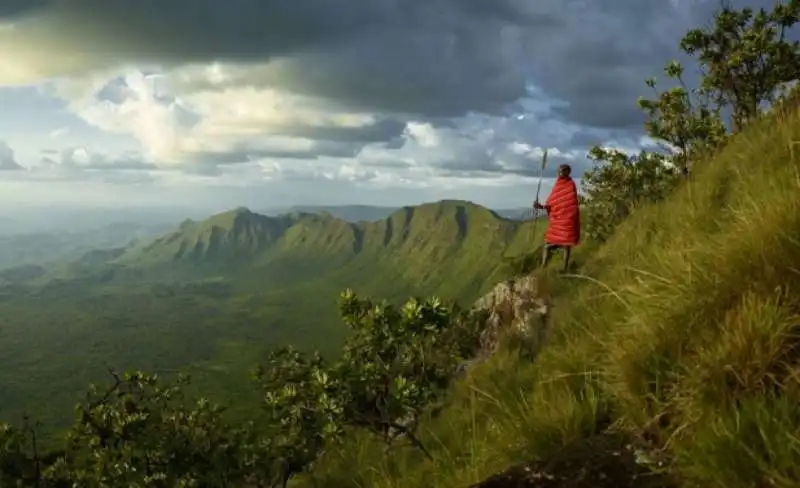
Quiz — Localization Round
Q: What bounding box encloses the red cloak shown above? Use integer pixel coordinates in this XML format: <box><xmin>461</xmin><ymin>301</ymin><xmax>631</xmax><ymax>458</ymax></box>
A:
<box><xmin>544</xmin><ymin>176</ymin><xmax>580</xmax><ymax>246</ymax></box>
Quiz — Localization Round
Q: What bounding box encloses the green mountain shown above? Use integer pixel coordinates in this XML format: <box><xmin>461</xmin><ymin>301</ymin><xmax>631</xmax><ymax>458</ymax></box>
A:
<box><xmin>264</xmin><ymin>204</ymin><xmax>535</xmax><ymax>223</ymax></box>
<box><xmin>0</xmin><ymin>199</ymin><xmax>544</xmax><ymax>440</ymax></box>
<box><xmin>267</xmin><ymin>204</ymin><xmax>399</xmax><ymax>222</ymax></box>
<box><xmin>95</xmin><ymin>199</ymin><xmax>541</xmax><ymax>299</ymax></box>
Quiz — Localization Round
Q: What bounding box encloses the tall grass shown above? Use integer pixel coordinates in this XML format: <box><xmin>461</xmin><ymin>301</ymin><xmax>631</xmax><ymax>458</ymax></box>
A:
<box><xmin>300</xmin><ymin>106</ymin><xmax>800</xmax><ymax>487</ymax></box>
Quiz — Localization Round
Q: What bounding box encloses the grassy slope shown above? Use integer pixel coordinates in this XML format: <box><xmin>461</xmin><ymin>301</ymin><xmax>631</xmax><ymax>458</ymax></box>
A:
<box><xmin>0</xmin><ymin>200</ymin><xmax>546</xmax><ymax>444</ymax></box>
<box><xmin>302</xmin><ymin>103</ymin><xmax>800</xmax><ymax>485</ymax></box>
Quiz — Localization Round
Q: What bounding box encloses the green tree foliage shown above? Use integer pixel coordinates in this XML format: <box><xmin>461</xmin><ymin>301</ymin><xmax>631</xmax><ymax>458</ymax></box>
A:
<box><xmin>254</xmin><ymin>347</ymin><xmax>344</xmax><ymax>487</ymax></box>
<box><xmin>0</xmin><ymin>421</ymin><xmax>40</xmax><ymax>486</ymax></box>
<box><xmin>681</xmin><ymin>0</ymin><xmax>800</xmax><ymax>130</ymax></box>
<box><xmin>333</xmin><ymin>291</ymin><xmax>483</xmax><ymax>457</ymax></box>
<box><xmin>582</xmin><ymin>148</ymin><xmax>681</xmax><ymax>242</ymax></box>
<box><xmin>638</xmin><ymin>61</ymin><xmax>728</xmax><ymax>175</ymax></box>
<box><xmin>44</xmin><ymin>372</ymin><xmax>275</xmax><ymax>487</ymax></box>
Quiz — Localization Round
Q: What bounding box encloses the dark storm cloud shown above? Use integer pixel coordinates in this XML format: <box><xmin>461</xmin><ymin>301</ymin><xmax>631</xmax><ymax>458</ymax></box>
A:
<box><xmin>7</xmin><ymin>0</ymin><xmax>787</xmax><ymax>186</ymax></box>
<box><xmin>0</xmin><ymin>0</ymin><xmax>657</xmax><ymax>122</ymax></box>
<box><xmin>0</xmin><ymin>0</ymin><xmax>47</xmax><ymax>17</ymax></box>
<box><xmin>436</xmin><ymin>150</ymin><xmax>592</xmax><ymax>180</ymax></box>
<box><xmin>8</xmin><ymin>0</ymin><xmax>785</xmax><ymax>125</ymax></box>
<box><xmin>279</xmin><ymin>118</ymin><xmax>406</xmax><ymax>145</ymax></box>
<box><xmin>531</xmin><ymin>0</ymin><xmax>784</xmax><ymax>128</ymax></box>
<box><xmin>187</xmin><ymin>140</ymin><xmax>366</xmax><ymax>167</ymax></box>
<box><xmin>0</xmin><ymin>141</ymin><xmax>23</xmax><ymax>170</ymax></box>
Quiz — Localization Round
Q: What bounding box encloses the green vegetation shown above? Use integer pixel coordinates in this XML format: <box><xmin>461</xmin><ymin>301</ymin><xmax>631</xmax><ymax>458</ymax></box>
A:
<box><xmin>306</xmin><ymin>106</ymin><xmax>800</xmax><ymax>488</ymax></box>
<box><xmin>0</xmin><ymin>200</ymin><xmax>542</xmax><ymax>443</ymax></box>
<box><xmin>3</xmin><ymin>1</ymin><xmax>800</xmax><ymax>486</ymax></box>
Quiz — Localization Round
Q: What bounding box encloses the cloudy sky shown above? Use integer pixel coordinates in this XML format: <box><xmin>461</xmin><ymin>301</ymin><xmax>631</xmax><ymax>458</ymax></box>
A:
<box><xmin>0</xmin><ymin>0</ymin><xmax>760</xmax><ymax>211</ymax></box>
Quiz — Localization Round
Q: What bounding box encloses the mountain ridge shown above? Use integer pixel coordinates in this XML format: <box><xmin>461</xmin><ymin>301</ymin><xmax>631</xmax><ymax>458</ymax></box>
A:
<box><xmin>263</xmin><ymin>202</ymin><xmax>534</xmax><ymax>223</ymax></box>
<box><xmin>112</xmin><ymin>199</ymin><xmax>539</xmax><ymax>275</ymax></box>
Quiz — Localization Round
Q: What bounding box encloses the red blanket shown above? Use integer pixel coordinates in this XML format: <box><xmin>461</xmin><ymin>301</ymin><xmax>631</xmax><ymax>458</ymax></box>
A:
<box><xmin>544</xmin><ymin>176</ymin><xmax>580</xmax><ymax>246</ymax></box>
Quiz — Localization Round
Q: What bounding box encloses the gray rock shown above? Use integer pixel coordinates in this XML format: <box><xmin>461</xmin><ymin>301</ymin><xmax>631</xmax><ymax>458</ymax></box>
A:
<box><xmin>456</xmin><ymin>273</ymin><xmax>550</xmax><ymax>377</ymax></box>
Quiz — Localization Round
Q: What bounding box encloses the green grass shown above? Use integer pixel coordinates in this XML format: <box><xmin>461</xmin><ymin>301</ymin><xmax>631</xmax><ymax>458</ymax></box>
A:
<box><xmin>0</xmin><ymin>200</ymin><xmax>547</xmax><ymax>447</ymax></box>
<box><xmin>298</xmin><ymin>99</ymin><xmax>800</xmax><ymax>485</ymax></box>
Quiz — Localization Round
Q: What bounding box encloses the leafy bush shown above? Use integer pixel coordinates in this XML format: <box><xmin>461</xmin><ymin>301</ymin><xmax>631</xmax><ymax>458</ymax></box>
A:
<box><xmin>333</xmin><ymin>291</ymin><xmax>483</xmax><ymax>456</ymax></box>
<box><xmin>0</xmin><ymin>422</ymin><xmax>39</xmax><ymax>486</ymax></box>
<box><xmin>581</xmin><ymin>148</ymin><xmax>681</xmax><ymax>242</ymax></box>
<box><xmin>43</xmin><ymin>371</ymin><xmax>275</xmax><ymax>487</ymax></box>
<box><xmin>638</xmin><ymin>61</ymin><xmax>728</xmax><ymax>175</ymax></box>
<box><xmin>254</xmin><ymin>347</ymin><xmax>344</xmax><ymax>487</ymax></box>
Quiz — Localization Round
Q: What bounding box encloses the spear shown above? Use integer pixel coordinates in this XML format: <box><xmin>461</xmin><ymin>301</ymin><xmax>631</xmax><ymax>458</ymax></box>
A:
<box><xmin>529</xmin><ymin>149</ymin><xmax>549</xmax><ymax>245</ymax></box>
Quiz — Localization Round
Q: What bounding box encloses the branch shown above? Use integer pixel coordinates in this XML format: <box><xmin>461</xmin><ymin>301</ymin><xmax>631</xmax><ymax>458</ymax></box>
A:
<box><xmin>386</xmin><ymin>421</ymin><xmax>432</xmax><ymax>461</ymax></box>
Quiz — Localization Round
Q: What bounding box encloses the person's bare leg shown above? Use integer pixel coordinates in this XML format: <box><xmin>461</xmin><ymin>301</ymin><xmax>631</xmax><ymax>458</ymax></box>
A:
<box><xmin>562</xmin><ymin>246</ymin><xmax>572</xmax><ymax>273</ymax></box>
<box><xmin>541</xmin><ymin>244</ymin><xmax>553</xmax><ymax>268</ymax></box>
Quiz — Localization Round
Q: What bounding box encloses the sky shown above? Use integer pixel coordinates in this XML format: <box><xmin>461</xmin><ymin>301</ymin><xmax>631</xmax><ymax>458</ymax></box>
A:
<box><xmin>0</xmin><ymin>0</ymin><xmax>772</xmax><ymax>211</ymax></box>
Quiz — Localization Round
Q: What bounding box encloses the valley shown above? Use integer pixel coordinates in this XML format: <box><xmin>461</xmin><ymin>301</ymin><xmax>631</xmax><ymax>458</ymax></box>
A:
<box><xmin>0</xmin><ymin>200</ymin><xmax>544</xmax><ymax>442</ymax></box>
<box><xmin>0</xmin><ymin>221</ymin><xmax>173</xmax><ymax>272</ymax></box>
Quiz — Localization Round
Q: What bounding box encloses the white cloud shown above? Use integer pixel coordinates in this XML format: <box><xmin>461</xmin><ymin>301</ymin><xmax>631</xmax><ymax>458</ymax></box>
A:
<box><xmin>56</xmin><ymin>71</ymin><xmax>196</xmax><ymax>164</ymax></box>
<box><xmin>49</xmin><ymin>127</ymin><xmax>70</xmax><ymax>138</ymax></box>
<box><xmin>405</xmin><ymin>122</ymin><xmax>441</xmax><ymax>148</ymax></box>
<box><xmin>26</xmin><ymin>62</ymin><xmax>644</xmax><ymax>206</ymax></box>
<box><xmin>52</xmin><ymin>65</ymin><xmax>401</xmax><ymax>168</ymax></box>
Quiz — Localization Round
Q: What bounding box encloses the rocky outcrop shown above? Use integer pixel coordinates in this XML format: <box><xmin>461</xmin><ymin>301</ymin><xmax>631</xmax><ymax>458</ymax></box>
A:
<box><xmin>473</xmin><ymin>273</ymin><xmax>549</xmax><ymax>356</ymax></box>
<box><xmin>455</xmin><ymin>273</ymin><xmax>550</xmax><ymax>378</ymax></box>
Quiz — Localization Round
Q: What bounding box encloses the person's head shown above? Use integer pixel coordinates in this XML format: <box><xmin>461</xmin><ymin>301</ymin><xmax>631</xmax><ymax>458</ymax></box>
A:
<box><xmin>558</xmin><ymin>164</ymin><xmax>572</xmax><ymax>178</ymax></box>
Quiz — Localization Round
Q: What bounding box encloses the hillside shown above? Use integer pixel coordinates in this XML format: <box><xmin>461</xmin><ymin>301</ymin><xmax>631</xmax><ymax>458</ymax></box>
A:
<box><xmin>299</xmin><ymin>99</ymin><xmax>800</xmax><ymax>486</ymax></box>
<box><xmin>105</xmin><ymin>200</ymin><xmax>541</xmax><ymax>298</ymax></box>
<box><xmin>0</xmin><ymin>199</ymin><xmax>545</xmax><ymax>440</ymax></box>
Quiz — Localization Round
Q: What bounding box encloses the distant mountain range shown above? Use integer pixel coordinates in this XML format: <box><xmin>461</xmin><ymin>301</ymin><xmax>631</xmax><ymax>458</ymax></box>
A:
<box><xmin>264</xmin><ymin>204</ymin><xmax>534</xmax><ymax>223</ymax></box>
<box><xmin>66</xmin><ymin>200</ymin><xmax>544</xmax><ymax>296</ymax></box>
<box><xmin>0</xmin><ymin>221</ymin><xmax>174</xmax><ymax>271</ymax></box>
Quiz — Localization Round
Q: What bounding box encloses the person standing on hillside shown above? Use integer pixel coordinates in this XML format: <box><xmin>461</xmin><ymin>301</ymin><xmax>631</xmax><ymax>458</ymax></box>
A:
<box><xmin>534</xmin><ymin>163</ymin><xmax>581</xmax><ymax>273</ymax></box>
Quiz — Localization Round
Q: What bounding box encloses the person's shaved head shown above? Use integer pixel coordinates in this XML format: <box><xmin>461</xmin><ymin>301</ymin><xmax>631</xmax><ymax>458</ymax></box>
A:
<box><xmin>558</xmin><ymin>164</ymin><xmax>572</xmax><ymax>177</ymax></box>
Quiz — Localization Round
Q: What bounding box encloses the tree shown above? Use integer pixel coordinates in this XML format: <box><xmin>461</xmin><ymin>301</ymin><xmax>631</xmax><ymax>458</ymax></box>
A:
<box><xmin>680</xmin><ymin>0</ymin><xmax>800</xmax><ymax>131</ymax></box>
<box><xmin>332</xmin><ymin>290</ymin><xmax>483</xmax><ymax>458</ymax></box>
<box><xmin>638</xmin><ymin>60</ymin><xmax>728</xmax><ymax>175</ymax></box>
<box><xmin>0</xmin><ymin>421</ymin><xmax>40</xmax><ymax>487</ymax></box>
<box><xmin>581</xmin><ymin>147</ymin><xmax>681</xmax><ymax>242</ymax></box>
<box><xmin>254</xmin><ymin>347</ymin><xmax>344</xmax><ymax>487</ymax></box>
<box><xmin>44</xmin><ymin>371</ymin><xmax>275</xmax><ymax>487</ymax></box>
